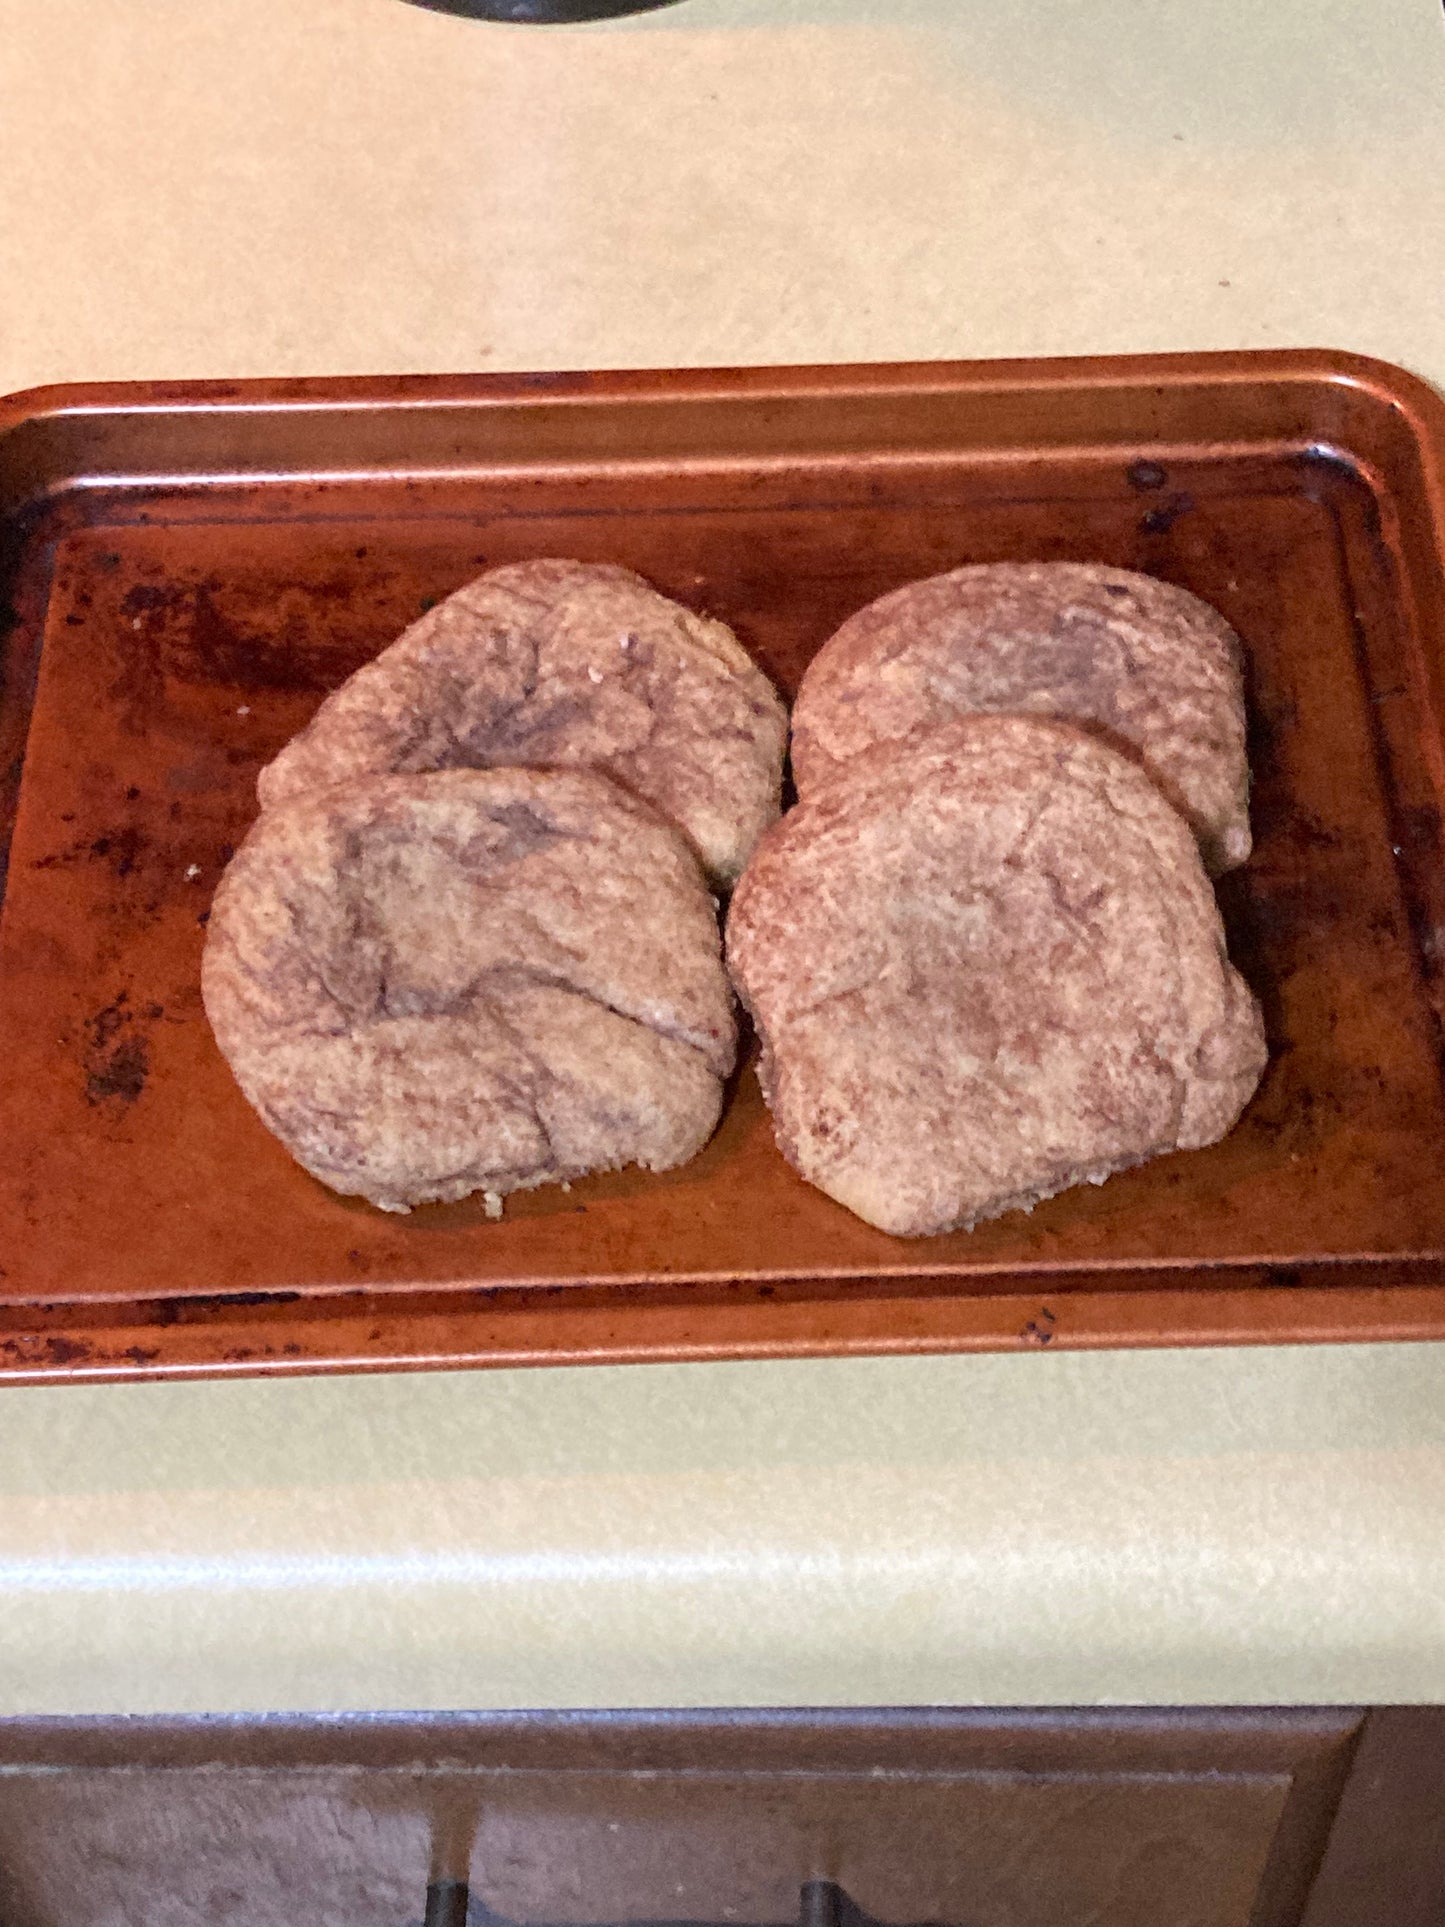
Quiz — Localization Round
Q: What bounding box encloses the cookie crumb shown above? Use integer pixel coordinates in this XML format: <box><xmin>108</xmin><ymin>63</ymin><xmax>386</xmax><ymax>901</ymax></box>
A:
<box><xmin>184</xmin><ymin>863</ymin><xmax>201</xmax><ymax>880</ymax></box>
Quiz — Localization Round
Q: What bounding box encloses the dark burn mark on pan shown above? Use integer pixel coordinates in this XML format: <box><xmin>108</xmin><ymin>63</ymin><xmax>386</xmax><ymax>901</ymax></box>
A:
<box><xmin>87</xmin><ymin>993</ymin><xmax>130</xmax><ymax>1053</ymax></box>
<box><xmin>186</xmin><ymin>583</ymin><xmax>343</xmax><ymax>693</ymax></box>
<box><xmin>1020</xmin><ymin>1307</ymin><xmax>1058</xmax><ymax>1345</ymax></box>
<box><xmin>1139</xmin><ymin>492</ymin><xmax>1196</xmax><ymax>534</ymax></box>
<box><xmin>88</xmin><ymin>829</ymin><xmax>145</xmax><ymax>879</ymax></box>
<box><xmin>107</xmin><ymin>599</ymin><xmax>167</xmax><ymax>731</ymax></box>
<box><xmin>85</xmin><ymin>1034</ymin><xmax>149</xmax><ymax>1107</ymax></box>
<box><xmin>120</xmin><ymin>583</ymin><xmax>176</xmax><ymax>616</ymax></box>
<box><xmin>1265</xmin><ymin>1265</ymin><xmax>1304</xmax><ymax>1289</ymax></box>
<box><xmin>32</xmin><ymin>824</ymin><xmax>150</xmax><ymax>881</ymax></box>
<box><xmin>0</xmin><ymin>1335</ymin><xmax>94</xmax><ymax>1367</ymax></box>
<box><xmin>183</xmin><ymin>1290</ymin><xmax>303</xmax><ymax>1310</ymax></box>
<box><xmin>220</xmin><ymin>1341</ymin><xmax>305</xmax><ymax>1363</ymax></box>
<box><xmin>115</xmin><ymin>571</ymin><xmax>369</xmax><ymax>705</ymax></box>
<box><xmin>81</xmin><ymin>991</ymin><xmax>156</xmax><ymax>1109</ymax></box>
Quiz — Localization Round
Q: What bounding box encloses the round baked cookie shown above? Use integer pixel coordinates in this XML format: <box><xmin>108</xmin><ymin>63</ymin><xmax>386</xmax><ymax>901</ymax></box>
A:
<box><xmin>258</xmin><ymin>558</ymin><xmax>788</xmax><ymax>889</ymax></box>
<box><xmin>203</xmin><ymin>768</ymin><xmax>737</xmax><ymax>1213</ymax></box>
<box><xmin>726</xmin><ymin>716</ymin><xmax>1266</xmax><ymax>1238</ymax></box>
<box><xmin>790</xmin><ymin>561</ymin><xmax>1251</xmax><ymax>874</ymax></box>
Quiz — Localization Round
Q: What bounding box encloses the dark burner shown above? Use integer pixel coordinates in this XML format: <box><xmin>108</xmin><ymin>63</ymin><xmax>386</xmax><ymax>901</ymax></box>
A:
<box><xmin>401</xmin><ymin>0</ymin><xmax>683</xmax><ymax>20</ymax></box>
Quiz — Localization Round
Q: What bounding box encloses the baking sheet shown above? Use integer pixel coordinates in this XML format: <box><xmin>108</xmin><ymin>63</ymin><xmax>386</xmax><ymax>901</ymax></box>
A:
<box><xmin>1</xmin><ymin>350</ymin><xmax>1443</xmax><ymax>1380</ymax></box>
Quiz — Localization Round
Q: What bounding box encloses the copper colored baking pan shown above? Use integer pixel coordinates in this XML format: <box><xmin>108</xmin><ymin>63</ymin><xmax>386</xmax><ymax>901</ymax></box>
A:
<box><xmin>2</xmin><ymin>348</ymin><xmax>1444</xmax><ymax>1383</ymax></box>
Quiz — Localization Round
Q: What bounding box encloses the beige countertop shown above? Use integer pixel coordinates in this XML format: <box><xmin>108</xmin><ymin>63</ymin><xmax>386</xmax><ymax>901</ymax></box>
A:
<box><xmin>2</xmin><ymin>0</ymin><xmax>1445</xmax><ymax>1715</ymax></box>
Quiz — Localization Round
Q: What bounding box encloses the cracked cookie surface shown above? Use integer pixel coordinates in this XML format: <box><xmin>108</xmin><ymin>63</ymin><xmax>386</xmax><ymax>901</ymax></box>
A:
<box><xmin>203</xmin><ymin>768</ymin><xmax>737</xmax><ymax>1212</ymax></box>
<box><xmin>726</xmin><ymin>716</ymin><xmax>1266</xmax><ymax>1237</ymax></box>
<box><xmin>258</xmin><ymin>558</ymin><xmax>788</xmax><ymax>889</ymax></box>
<box><xmin>790</xmin><ymin>561</ymin><xmax>1251</xmax><ymax>875</ymax></box>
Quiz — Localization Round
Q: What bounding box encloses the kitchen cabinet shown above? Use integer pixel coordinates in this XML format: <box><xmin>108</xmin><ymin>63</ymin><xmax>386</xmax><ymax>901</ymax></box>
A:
<box><xmin>0</xmin><ymin>1708</ymin><xmax>1439</xmax><ymax>1927</ymax></box>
